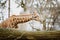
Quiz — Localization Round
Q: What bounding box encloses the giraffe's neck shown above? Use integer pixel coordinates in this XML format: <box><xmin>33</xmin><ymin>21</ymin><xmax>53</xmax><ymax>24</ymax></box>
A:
<box><xmin>13</xmin><ymin>14</ymin><xmax>33</xmax><ymax>24</ymax></box>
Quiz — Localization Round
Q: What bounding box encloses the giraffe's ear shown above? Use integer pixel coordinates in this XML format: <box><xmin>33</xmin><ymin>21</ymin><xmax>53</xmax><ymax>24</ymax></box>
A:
<box><xmin>33</xmin><ymin>11</ymin><xmax>39</xmax><ymax>18</ymax></box>
<box><xmin>33</xmin><ymin>12</ymin><xmax>37</xmax><ymax>16</ymax></box>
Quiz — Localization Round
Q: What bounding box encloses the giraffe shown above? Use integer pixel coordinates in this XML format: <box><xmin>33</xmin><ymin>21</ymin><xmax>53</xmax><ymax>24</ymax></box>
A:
<box><xmin>0</xmin><ymin>12</ymin><xmax>41</xmax><ymax>28</ymax></box>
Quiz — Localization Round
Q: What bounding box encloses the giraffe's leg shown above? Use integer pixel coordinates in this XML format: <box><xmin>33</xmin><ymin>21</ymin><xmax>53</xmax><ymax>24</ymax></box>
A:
<box><xmin>7</xmin><ymin>24</ymin><xmax>12</xmax><ymax>28</ymax></box>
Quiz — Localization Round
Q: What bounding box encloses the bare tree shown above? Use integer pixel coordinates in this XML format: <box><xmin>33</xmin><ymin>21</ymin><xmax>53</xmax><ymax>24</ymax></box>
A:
<box><xmin>0</xmin><ymin>0</ymin><xmax>7</xmax><ymax>21</ymax></box>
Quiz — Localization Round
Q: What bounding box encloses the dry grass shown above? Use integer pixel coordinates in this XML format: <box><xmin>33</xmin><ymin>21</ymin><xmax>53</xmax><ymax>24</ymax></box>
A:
<box><xmin>0</xmin><ymin>28</ymin><xmax>60</xmax><ymax>40</ymax></box>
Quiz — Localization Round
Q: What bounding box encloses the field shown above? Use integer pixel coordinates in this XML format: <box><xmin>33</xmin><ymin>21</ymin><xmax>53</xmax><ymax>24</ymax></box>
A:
<box><xmin>0</xmin><ymin>28</ymin><xmax>60</xmax><ymax>40</ymax></box>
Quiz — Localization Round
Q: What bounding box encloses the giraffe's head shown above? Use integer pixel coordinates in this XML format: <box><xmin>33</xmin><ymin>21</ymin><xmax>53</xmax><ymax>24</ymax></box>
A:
<box><xmin>32</xmin><ymin>12</ymin><xmax>41</xmax><ymax>22</ymax></box>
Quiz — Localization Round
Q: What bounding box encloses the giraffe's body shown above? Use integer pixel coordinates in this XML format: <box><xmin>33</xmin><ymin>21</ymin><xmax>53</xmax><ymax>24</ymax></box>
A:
<box><xmin>0</xmin><ymin>13</ymin><xmax>40</xmax><ymax>28</ymax></box>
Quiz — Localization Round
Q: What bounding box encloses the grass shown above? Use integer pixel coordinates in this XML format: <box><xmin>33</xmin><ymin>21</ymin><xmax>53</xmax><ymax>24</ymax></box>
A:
<box><xmin>0</xmin><ymin>28</ymin><xmax>60</xmax><ymax>40</ymax></box>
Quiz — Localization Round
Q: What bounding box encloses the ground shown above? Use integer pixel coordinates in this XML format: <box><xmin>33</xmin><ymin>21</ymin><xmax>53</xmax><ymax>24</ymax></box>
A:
<box><xmin>0</xmin><ymin>28</ymin><xmax>60</xmax><ymax>40</ymax></box>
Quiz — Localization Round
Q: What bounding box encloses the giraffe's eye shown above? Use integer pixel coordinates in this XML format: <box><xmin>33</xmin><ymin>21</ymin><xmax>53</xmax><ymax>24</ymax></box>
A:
<box><xmin>34</xmin><ymin>16</ymin><xmax>38</xmax><ymax>18</ymax></box>
<box><xmin>34</xmin><ymin>16</ymin><xmax>37</xmax><ymax>18</ymax></box>
<box><xmin>33</xmin><ymin>15</ymin><xmax>38</xmax><ymax>18</ymax></box>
